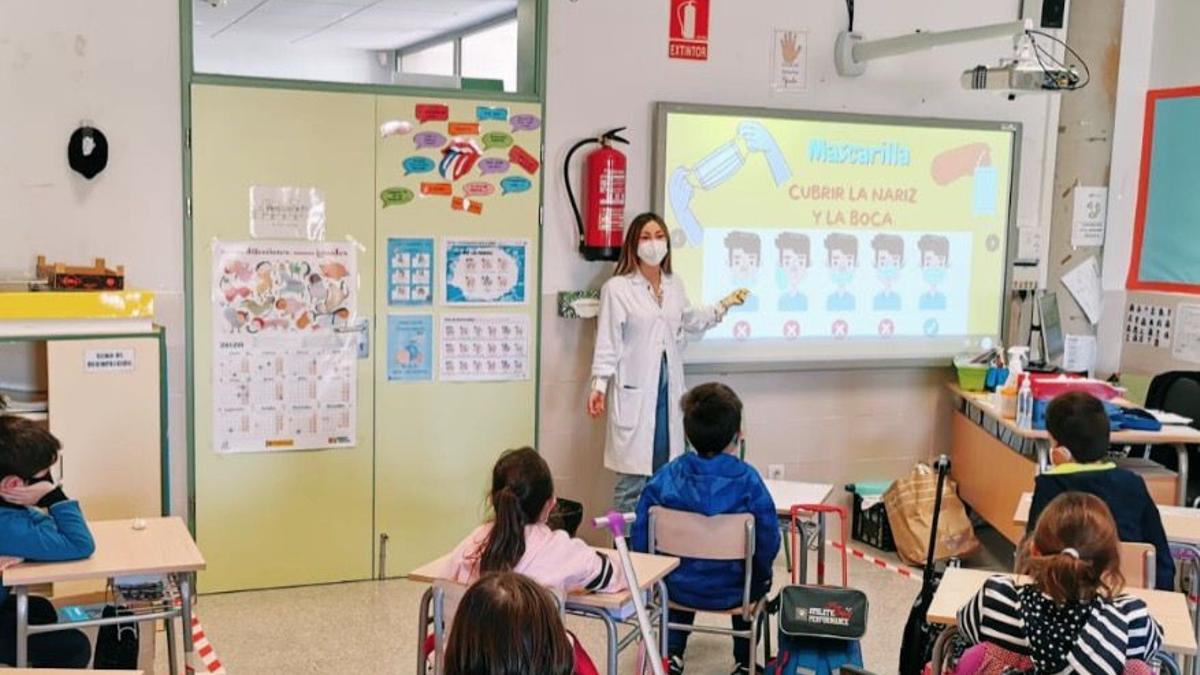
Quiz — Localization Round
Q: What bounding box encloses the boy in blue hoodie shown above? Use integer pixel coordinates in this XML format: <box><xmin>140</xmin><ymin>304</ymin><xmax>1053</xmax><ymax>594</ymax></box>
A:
<box><xmin>632</xmin><ymin>383</ymin><xmax>779</xmax><ymax>675</ymax></box>
<box><xmin>0</xmin><ymin>415</ymin><xmax>95</xmax><ymax>668</ymax></box>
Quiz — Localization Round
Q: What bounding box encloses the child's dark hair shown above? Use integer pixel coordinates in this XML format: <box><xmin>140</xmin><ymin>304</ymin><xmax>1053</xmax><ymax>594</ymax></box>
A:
<box><xmin>1046</xmin><ymin>392</ymin><xmax>1110</xmax><ymax>463</ymax></box>
<box><xmin>681</xmin><ymin>383</ymin><xmax>742</xmax><ymax>457</ymax></box>
<box><xmin>0</xmin><ymin>415</ymin><xmax>61</xmax><ymax>479</ymax></box>
<box><xmin>1018</xmin><ymin>492</ymin><xmax>1123</xmax><ymax>604</ymax></box>
<box><xmin>444</xmin><ymin>571</ymin><xmax>573</xmax><ymax>675</ymax></box>
<box><xmin>479</xmin><ymin>447</ymin><xmax>554</xmax><ymax>573</ymax></box>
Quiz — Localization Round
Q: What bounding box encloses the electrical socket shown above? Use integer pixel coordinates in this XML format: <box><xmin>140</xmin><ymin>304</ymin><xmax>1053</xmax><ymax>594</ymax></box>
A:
<box><xmin>767</xmin><ymin>464</ymin><xmax>785</xmax><ymax>480</ymax></box>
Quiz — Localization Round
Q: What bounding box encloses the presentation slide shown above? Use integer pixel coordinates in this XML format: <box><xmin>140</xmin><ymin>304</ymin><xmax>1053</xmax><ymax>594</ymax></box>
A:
<box><xmin>654</xmin><ymin>104</ymin><xmax>1019</xmax><ymax>366</ymax></box>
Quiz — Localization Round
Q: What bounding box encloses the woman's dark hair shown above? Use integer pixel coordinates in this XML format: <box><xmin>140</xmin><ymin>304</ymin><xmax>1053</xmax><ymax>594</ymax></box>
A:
<box><xmin>478</xmin><ymin>447</ymin><xmax>554</xmax><ymax>573</ymax></box>
<box><xmin>1017</xmin><ymin>492</ymin><xmax>1124</xmax><ymax>604</ymax></box>
<box><xmin>444</xmin><ymin>572</ymin><xmax>574</xmax><ymax>675</ymax></box>
<box><xmin>681</xmin><ymin>383</ymin><xmax>743</xmax><ymax>457</ymax></box>
<box><xmin>614</xmin><ymin>212</ymin><xmax>673</xmax><ymax>276</ymax></box>
<box><xmin>0</xmin><ymin>415</ymin><xmax>61</xmax><ymax>479</ymax></box>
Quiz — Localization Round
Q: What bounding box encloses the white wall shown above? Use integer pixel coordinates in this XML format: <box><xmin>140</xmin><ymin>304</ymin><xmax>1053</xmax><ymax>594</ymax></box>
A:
<box><xmin>540</xmin><ymin>0</ymin><xmax>1061</xmax><ymax>529</ymax></box>
<box><xmin>1098</xmin><ymin>0</ymin><xmax>1200</xmax><ymax>375</ymax></box>
<box><xmin>0</xmin><ymin>2</ymin><xmax>186</xmax><ymax>514</ymax></box>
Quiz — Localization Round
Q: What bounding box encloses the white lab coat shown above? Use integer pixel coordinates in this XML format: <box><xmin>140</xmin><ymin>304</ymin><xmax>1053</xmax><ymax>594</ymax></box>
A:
<box><xmin>590</xmin><ymin>271</ymin><xmax>727</xmax><ymax>476</ymax></box>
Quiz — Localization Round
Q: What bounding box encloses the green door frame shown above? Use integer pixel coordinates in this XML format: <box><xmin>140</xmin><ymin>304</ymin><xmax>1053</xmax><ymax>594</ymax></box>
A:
<box><xmin>177</xmin><ymin>0</ymin><xmax>550</xmax><ymax>535</ymax></box>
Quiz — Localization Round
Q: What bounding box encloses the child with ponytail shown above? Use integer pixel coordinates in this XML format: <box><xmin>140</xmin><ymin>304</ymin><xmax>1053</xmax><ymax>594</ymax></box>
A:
<box><xmin>955</xmin><ymin>492</ymin><xmax>1163</xmax><ymax>674</ymax></box>
<box><xmin>443</xmin><ymin>447</ymin><xmax>626</xmax><ymax>594</ymax></box>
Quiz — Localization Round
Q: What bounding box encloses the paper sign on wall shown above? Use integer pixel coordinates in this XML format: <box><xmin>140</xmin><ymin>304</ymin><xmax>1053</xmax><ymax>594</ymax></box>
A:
<box><xmin>440</xmin><ymin>313</ymin><xmax>530</xmax><ymax>382</ymax></box>
<box><xmin>1060</xmin><ymin>256</ymin><xmax>1103</xmax><ymax>325</ymax></box>
<box><xmin>249</xmin><ymin>186</ymin><xmax>326</xmax><ymax>241</ymax></box>
<box><xmin>443</xmin><ymin>238</ymin><xmax>528</xmax><ymax>305</ymax></box>
<box><xmin>84</xmin><ymin>349</ymin><xmax>134</xmax><ymax>372</ymax></box>
<box><xmin>1124</xmin><ymin>302</ymin><xmax>1172</xmax><ymax>348</ymax></box>
<box><xmin>1070</xmin><ymin>186</ymin><xmax>1108</xmax><ymax>248</ymax></box>
<box><xmin>1172</xmin><ymin>303</ymin><xmax>1200</xmax><ymax>364</ymax></box>
<box><xmin>770</xmin><ymin>29</ymin><xmax>807</xmax><ymax>92</ymax></box>
<box><xmin>1063</xmin><ymin>334</ymin><xmax>1096</xmax><ymax>374</ymax></box>
<box><xmin>387</xmin><ymin>314</ymin><xmax>434</xmax><ymax>382</ymax></box>
<box><xmin>387</xmin><ymin>237</ymin><xmax>434</xmax><ymax>306</ymax></box>
<box><xmin>668</xmin><ymin>0</ymin><xmax>709</xmax><ymax>61</ymax></box>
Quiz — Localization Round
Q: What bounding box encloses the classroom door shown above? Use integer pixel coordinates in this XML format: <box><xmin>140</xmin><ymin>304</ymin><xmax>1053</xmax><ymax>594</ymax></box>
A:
<box><xmin>371</xmin><ymin>95</ymin><xmax>543</xmax><ymax>576</ymax></box>
<box><xmin>191</xmin><ymin>85</ymin><xmax>377</xmax><ymax>592</ymax></box>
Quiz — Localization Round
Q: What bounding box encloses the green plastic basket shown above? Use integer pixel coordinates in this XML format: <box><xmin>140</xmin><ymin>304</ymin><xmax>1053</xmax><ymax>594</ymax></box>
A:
<box><xmin>954</xmin><ymin>359</ymin><xmax>989</xmax><ymax>392</ymax></box>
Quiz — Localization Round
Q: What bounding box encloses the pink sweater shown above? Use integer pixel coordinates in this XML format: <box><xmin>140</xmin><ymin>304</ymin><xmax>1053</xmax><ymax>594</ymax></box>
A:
<box><xmin>442</xmin><ymin>522</ymin><xmax>627</xmax><ymax>594</ymax></box>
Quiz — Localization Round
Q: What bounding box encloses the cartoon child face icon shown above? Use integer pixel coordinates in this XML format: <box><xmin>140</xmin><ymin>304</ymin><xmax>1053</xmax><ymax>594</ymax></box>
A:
<box><xmin>781</xmin><ymin>249</ymin><xmax>808</xmax><ymax>286</ymax></box>
<box><xmin>918</xmin><ymin>234</ymin><xmax>950</xmax><ymax>288</ymax></box>
<box><xmin>870</xmin><ymin>233</ymin><xmax>904</xmax><ymax>288</ymax></box>
<box><xmin>723</xmin><ymin>231</ymin><xmax>762</xmax><ymax>286</ymax></box>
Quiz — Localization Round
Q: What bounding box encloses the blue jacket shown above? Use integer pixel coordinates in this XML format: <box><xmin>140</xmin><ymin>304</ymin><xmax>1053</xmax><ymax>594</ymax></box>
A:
<box><xmin>1028</xmin><ymin>465</ymin><xmax>1174</xmax><ymax>591</ymax></box>
<box><xmin>0</xmin><ymin>500</ymin><xmax>95</xmax><ymax>604</ymax></box>
<box><xmin>631</xmin><ymin>452</ymin><xmax>780</xmax><ymax>609</ymax></box>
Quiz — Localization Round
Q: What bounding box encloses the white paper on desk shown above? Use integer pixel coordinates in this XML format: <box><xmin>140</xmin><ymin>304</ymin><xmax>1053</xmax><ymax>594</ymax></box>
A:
<box><xmin>1061</xmin><ymin>256</ymin><xmax>1103</xmax><ymax>324</ymax></box>
<box><xmin>1172</xmin><ymin>303</ymin><xmax>1200</xmax><ymax>364</ymax></box>
<box><xmin>1063</xmin><ymin>334</ymin><xmax>1096</xmax><ymax>374</ymax></box>
<box><xmin>1071</xmin><ymin>186</ymin><xmax>1108</xmax><ymax>248</ymax></box>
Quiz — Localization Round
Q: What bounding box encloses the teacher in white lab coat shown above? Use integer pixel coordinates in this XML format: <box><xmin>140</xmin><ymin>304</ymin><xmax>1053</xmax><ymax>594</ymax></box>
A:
<box><xmin>587</xmin><ymin>212</ymin><xmax>748</xmax><ymax>514</ymax></box>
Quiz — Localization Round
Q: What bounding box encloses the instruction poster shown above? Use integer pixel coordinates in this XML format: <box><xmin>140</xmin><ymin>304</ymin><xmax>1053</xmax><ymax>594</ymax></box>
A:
<box><xmin>444</xmin><ymin>238</ymin><xmax>528</xmax><ymax>305</ymax></box>
<box><xmin>387</xmin><ymin>237</ymin><xmax>434</xmax><ymax>306</ymax></box>
<box><xmin>1173</xmin><ymin>303</ymin><xmax>1200</xmax><ymax>364</ymax></box>
<box><xmin>211</xmin><ymin>241</ymin><xmax>357</xmax><ymax>454</ymax></box>
<box><xmin>249</xmin><ymin>186</ymin><xmax>326</xmax><ymax>241</ymax></box>
<box><xmin>387</xmin><ymin>314</ymin><xmax>434</xmax><ymax>381</ymax></box>
<box><xmin>440</xmin><ymin>313</ymin><xmax>530</xmax><ymax>382</ymax></box>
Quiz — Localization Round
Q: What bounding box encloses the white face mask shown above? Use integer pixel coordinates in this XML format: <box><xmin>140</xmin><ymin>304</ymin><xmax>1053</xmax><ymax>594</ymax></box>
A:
<box><xmin>637</xmin><ymin>240</ymin><xmax>669</xmax><ymax>266</ymax></box>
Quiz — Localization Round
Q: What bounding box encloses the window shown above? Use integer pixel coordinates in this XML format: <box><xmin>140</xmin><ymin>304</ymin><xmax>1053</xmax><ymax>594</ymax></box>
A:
<box><xmin>461</xmin><ymin>20</ymin><xmax>518</xmax><ymax>92</ymax></box>
<box><xmin>401</xmin><ymin>42</ymin><xmax>455</xmax><ymax>78</ymax></box>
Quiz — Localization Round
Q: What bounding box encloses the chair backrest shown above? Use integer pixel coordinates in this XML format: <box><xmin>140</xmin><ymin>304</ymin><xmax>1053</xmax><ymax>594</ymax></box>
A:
<box><xmin>1118</xmin><ymin>542</ymin><xmax>1157</xmax><ymax>589</ymax></box>
<box><xmin>1146</xmin><ymin>371</ymin><xmax>1200</xmax><ymax>428</ymax></box>
<box><xmin>647</xmin><ymin>506</ymin><xmax>753</xmax><ymax>561</ymax></box>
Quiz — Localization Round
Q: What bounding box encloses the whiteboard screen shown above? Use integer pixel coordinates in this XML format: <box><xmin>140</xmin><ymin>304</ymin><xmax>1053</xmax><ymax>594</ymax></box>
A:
<box><xmin>653</xmin><ymin>103</ymin><xmax>1020</xmax><ymax>367</ymax></box>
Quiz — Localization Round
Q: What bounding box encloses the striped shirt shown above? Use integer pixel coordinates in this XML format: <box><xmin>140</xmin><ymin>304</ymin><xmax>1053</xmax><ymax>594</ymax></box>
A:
<box><xmin>957</xmin><ymin>576</ymin><xmax>1163</xmax><ymax>674</ymax></box>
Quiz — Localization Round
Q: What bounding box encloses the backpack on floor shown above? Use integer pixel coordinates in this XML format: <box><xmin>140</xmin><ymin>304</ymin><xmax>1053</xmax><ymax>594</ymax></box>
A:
<box><xmin>93</xmin><ymin>604</ymin><xmax>139</xmax><ymax>670</ymax></box>
<box><xmin>766</xmin><ymin>585</ymin><xmax>868</xmax><ymax>675</ymax></box>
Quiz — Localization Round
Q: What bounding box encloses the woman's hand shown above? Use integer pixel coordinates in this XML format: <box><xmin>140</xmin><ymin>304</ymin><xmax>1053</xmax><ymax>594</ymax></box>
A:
<box><xmin>587</xmin><ymin>390</ymin><xmax>606</xmax><ymax>418</ymax></box>
<box><xmin>721</xmin><ymin>288</ymin><xmax>750</xmax><ymax>309</ymax></box>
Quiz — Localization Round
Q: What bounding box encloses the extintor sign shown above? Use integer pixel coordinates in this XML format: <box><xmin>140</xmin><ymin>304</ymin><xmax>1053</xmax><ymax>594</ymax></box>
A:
<box><xmin>668</xmin><ymin>0</ymin><xmax>709</xmax><ymax>61</ymax></box>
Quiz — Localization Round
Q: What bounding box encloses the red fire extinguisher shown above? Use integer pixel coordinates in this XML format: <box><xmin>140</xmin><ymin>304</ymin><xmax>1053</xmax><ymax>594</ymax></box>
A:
<box><xmin>564</xmin><ymin>127</ymin><xmax>630</xmax><ymax>261</ymax></box>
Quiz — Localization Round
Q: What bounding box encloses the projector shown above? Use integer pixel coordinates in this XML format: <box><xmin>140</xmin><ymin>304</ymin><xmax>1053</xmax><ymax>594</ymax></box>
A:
<box><xmin>961</xmin><ymin>62</ymin><xmax>1081</xmax><ymax>95</ymax></box>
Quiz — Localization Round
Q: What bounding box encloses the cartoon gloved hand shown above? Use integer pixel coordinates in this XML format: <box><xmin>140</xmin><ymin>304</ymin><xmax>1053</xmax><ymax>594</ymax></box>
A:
<box><xmin>668</xmin><ymin>166</ymin><xmax>704</xmax><ymax>246</ymax></box>
<box><xmin>737</xmin><ymin>121</ymin><xmax>792</xmax><ymax>187</ymax></box>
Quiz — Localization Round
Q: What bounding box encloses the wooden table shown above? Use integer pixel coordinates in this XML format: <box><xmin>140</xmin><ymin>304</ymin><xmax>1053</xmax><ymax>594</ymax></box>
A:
<box><xmin>927</xmin><ymin>567</ymin><xmax>1197</xmax><ymax>656</ymax></box>
<box><xmin>409</xmin><ymin>548</ymin><xmax>679</xmax><ymax>675</ymax></box>
<box><xmin>947</xmin><ymin>384</ymin><xmax>1200</xmax><ymax>543</ymax></box>
<box><xmin>3</xmin><ymin>517</ymin><xmax>205</xmax><ymax>674</ymax></box>
<box><xmin>6</xmin><ymin>671</ymin><xmax>141</xmax><ymax>674</ymax></box>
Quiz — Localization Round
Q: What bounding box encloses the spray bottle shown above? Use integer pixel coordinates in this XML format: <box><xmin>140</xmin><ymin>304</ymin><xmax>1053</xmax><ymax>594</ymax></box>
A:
<box><xmin>999</xmin><ymin>346</ymin><xmax>1029</xmax><ymax>420</ymax></box>
<box><xmin>1017</xmin><ymin>375</ymin><xmax>1034</xmax><ymax>429</ymax></box>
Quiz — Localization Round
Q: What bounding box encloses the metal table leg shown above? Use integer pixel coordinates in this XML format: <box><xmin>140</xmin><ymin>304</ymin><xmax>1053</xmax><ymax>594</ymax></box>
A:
<box><xmin>566</xmin><ymin>605</ymin><xmax>620</xmax><ymax>675</ymax></box>
<box><xmin>1175</xmin><ymin>443</ymin><xmax>1190</xmax><ymax>506</ymax></box>
<box><xmin>657</xmin><ymin>580</ymin><xmax>670</xmax><ymax>665</ymax></box>
<box><xmin>165</xmin><ymin>607</ymin><xmax>179</xmax><ymax>674</ymax></box>
<box><xmin>177</xmin><ymin>574</ymin><xmax>193</xmax><ymax>675</ymax></box>
<box><xmin>15</xmin><ymin>585</ymin><xmax>28</xmax><ymax>667</ymax></box>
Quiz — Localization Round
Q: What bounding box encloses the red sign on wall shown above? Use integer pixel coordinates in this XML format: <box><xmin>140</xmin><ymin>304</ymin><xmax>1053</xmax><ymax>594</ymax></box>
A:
<box><xmin>668</xmin><ymin>0</ymin><xmax>709</xmax><ymax>61</ymax></box>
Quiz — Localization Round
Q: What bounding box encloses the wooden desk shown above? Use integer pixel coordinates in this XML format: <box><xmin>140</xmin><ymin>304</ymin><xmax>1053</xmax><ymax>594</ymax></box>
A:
<box><xmin>409</xmin><ymin>548</ymin><xmax>678</xmax><ymax>675</ymax></box>
<box><xmin>765</xmin><ymin>480</ymin><xmax>834</xmax><ymax>516</ymax></box>
<box><xmin>6</xmin><ymin>671</ymin><xmax>141</xmax><ymax>674</ymax></box>
<box><xmin>947</xmin><ymin>384</ymin><xmax>1200</xmax><ymax>544</ymax></box>
<box><xmin>1015</xmin><ymin>491</ymin><xmax>1200</xmax><ymax>546</ymax></box>
<box><xmin>926</xmin><ymin>567</ymin><xmax>1197</xmax><ymax>656</ymax></box>
<box><xmin>3</xmin><ymin>517</ymin><xmax>204</xmax><ymax>674</ymax></box>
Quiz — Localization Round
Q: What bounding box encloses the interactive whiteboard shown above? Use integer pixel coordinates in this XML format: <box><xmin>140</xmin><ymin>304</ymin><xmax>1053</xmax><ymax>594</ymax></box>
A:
<box><xmin>653</xmin><ymin>103</ymin><xmax>1020</xmax><ymax>368</ymax></box>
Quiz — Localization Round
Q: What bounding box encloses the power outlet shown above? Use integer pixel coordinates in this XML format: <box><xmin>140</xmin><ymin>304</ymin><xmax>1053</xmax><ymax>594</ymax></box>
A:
<box><xmin>767</xmin><ymin>464</ymin><xmax>785</xmax><ymax>480</ymax></box>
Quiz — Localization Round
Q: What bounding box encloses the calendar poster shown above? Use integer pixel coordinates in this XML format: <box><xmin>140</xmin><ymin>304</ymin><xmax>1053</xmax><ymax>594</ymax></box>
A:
<box><xmin>440</xmin><ymin>313</ymin><xmax>531</xmax><ymax>382</ymax></box>
<box><xmin>443</xmin><ymin>238</ymin><xmax>528</xmax><ymax>305</ymax></box>
<box><xmin>211</xmin><ymin>240</ymin><xmax>358</xmax><ymax>453</ymax></box>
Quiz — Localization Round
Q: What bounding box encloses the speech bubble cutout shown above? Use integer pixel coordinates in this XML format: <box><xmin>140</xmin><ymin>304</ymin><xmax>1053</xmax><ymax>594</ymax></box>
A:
<box><xmin>481</xmin><ymin>131</ymin><xmax>514</xmax><ymax>151</ymax></box>
<box><xmin>500</xmin><ymin>176</ymin><xmax>532</xmax><ymax>195</ymax></box>
<box><xmin>413</xmin><ymin>131</ymin><xmax>447</xmax><ymax>150</ymax></box>
<box><xmin>478</xmin><ymin>157</ymin><xmax>511</xmax><ymax>175</ymax></box>
<box><xmin>476</xmin><ymin>106</ymin><xmax>509</xmax><ymax>122</ymax></box>
<box><xmin>448</xmin><ymin>122</ymin><xmax>480</xmax><ymax>136</ymax></box>
<box><xmin>379</xmin><ymin>119</ymin><xmax>412</xmax><ymax>138</ymax></box>
<box><xmin>510</xmin><ymin>114</ymin><xmax>541</xmax><ymax>132</ymax></box>
<box><xmin>420</xmin><ymin>182</ymin><xmax>453</xmax><ymax>197</ymax></box>
<box><xmin>415</xmin><ymin>103</ymin><xmax>449</xmax><ymax>123</ymax></box>
<box><xmin>402</xmin><ymin>156</ymin><xmax>435</xmax><ymax>175</ymax></box>
<box><xmin>463</xmin><ymin>181</ymin><xmax>496</xmax><ymax>197</ymax></box>
<box><xmin>380</xmin><ymin>187</ymin><xmax>414</xmax><ymax>208</ymax></box>
<box><xmin>509</xmin><ymin>145</ymin><xmax>540</xmax><ymax>175</ymax></box>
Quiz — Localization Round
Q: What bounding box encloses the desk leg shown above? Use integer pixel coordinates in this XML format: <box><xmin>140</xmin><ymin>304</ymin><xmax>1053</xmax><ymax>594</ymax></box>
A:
<box><xmin>657</xmin><ymin>580</ymin><xmax>670</xmax><ymax>664</ymax></box>
<box><xmin>1175</xmin><ymin>443</ymin><xmax>1190</xmax><ymax>507</ymax></box>
<box><xmin>165</xmin><ymin>607</ymin><xmax>179</xmax><ymax>674</ymax></box>
<box><xmin>780</xmin><ymin>518</ymin><xmax>791</xmax><ymax>571</ymax></box>
<box><xmin>178</xmin><ymin>575</ymin><xmax>193</xmax><ymax>675</ymax></box>
<box><xmin>14</xmin><ymin>585</ymin><xmax>28</xmax><ymax>667</ymax></box>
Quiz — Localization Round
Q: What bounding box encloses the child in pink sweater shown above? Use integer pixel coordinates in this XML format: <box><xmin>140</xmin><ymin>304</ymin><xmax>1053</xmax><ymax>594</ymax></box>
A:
<box><xmin>443</xmin><ymin>447</ymin><xmax>626</xmax><ymax>595</ymax></box>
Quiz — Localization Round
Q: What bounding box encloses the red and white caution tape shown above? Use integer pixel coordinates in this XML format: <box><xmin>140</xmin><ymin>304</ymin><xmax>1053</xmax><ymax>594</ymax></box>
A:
<box><xmin>830</xmin><ymin>541</ymin><xmax>920</xmax><ymax>582</ymax></box>
<box><xmin>190</xmin><ymin>611</ymin><xmax>226</xmax><ymax>674</ymax></box>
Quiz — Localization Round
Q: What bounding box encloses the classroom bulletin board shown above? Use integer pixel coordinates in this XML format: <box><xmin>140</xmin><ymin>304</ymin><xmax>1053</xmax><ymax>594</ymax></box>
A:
<box><xmin>191</xmin><ymin>84</ymin><xmax>541</xmax><ymax>592</ymax></box>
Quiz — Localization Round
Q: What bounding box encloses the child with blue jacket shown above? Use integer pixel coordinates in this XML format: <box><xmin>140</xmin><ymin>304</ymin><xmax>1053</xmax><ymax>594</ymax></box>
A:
<box><xmin>0</xmin><ymin>415</ymin><xmax>95</xmax><ymax>668</ymax></box>
<box><xmin>632</xmin><ymin>382</ymin><xmax>780</xmax><ymax>675</ymax></box>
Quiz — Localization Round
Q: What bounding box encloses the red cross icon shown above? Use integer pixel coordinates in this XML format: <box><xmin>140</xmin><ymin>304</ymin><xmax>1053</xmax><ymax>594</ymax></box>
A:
<box><xmin>734</xmin><ymin>321</ymin><xmax>752</xmax><ymax>341</ymax></box>
<box><xmin>783</xmin><ymin>320</ymin><xmax>801</xmax><ymax>340</ymax></box>
<box><xmin>878</xmin><ymin>319</ymin><xmax>895</xmax><ymax>337</ymax></box>
<box><xmin>831</xmin><ymin>320</ymin><xmax>849</xmax><ymax>339</ymax></box>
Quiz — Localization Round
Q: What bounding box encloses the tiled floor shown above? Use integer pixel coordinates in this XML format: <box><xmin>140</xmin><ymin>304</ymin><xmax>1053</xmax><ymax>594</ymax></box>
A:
<box><xmin>141</xmin><ymin>528</ymin><xmax>1014</xmax><ymax>674</ymax></box>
